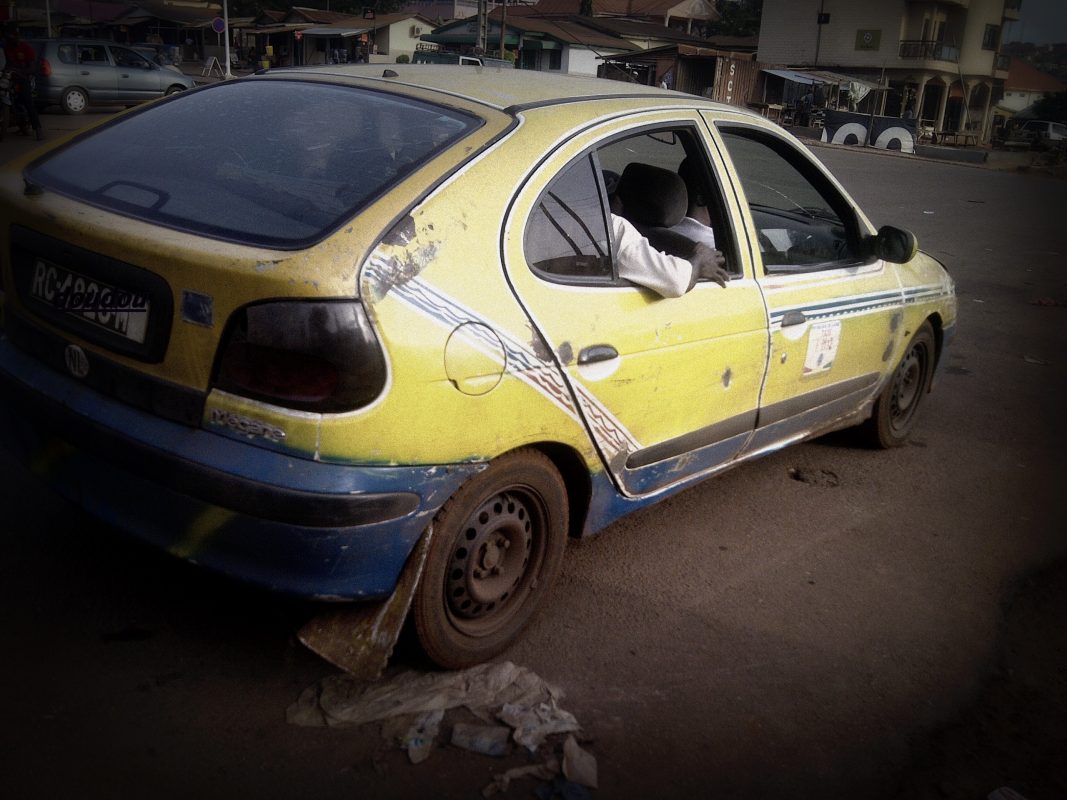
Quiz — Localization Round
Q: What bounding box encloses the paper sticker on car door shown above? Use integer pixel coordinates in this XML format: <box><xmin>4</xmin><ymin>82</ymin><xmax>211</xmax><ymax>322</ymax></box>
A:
<box><xmin>803</xmin><ymin>320</ymin><xmax>841</xmax><ymax>375</ymax></box>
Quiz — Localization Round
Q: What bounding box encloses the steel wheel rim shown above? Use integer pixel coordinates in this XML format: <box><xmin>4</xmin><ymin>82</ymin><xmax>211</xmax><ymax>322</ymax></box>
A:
<box><xmin>444</xmin><ymin>488</ymin><xmax>545</xmax><ymax>635</ymax></box>
<box><xmin>889</xmin><ymin>339</ymin><xmax>928</xmax><ymax>433</ymax></box>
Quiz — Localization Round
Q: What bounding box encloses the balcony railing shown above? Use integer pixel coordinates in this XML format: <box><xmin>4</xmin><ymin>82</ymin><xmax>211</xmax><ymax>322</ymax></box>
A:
<box><xmin>898</xmin><ymin>40</ymin><xmax>960</xmax><ymax>62</ymax></box>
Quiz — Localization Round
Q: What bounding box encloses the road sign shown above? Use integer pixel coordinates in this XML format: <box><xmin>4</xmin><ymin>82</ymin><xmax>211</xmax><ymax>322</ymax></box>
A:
<box><xmin>294</xmin><ymin>30</ymin><xmax>304</xmax><ymax>41</ymax></box>
<box><xmin>212</xmin><ymin>17</ymin><xmax>225</xmax><ymax>34</ymax></box>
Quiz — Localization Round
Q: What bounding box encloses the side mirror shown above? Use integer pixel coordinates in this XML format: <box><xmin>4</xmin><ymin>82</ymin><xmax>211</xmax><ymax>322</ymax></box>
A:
<box><xmin>871</xmin><ymin>225</ymin><xmax>918</xmax><ymax>264</ymax></box>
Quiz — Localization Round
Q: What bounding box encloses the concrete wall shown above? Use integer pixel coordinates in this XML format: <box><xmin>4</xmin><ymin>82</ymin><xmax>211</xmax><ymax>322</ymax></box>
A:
<box><xmin>757</xmin><ymin>0</ymin><xmax>908</xmax><ymax>68</ymax></box>
<box><xmin>758</xmin><ymin>0</ymin><xmax>1006</xmax><ymax>76</ymax></box>
<box><xmin>563</xmin><ymin>47</ymin><xmax>614</xmax><ymax>77</ymax></box>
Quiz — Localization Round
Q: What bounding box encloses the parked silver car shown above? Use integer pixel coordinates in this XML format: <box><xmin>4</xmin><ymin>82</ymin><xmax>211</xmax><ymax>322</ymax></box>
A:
<box><xmin>1004</xmin><ymin>119</ymin><xmax>1067</xmax><ymax>150</ymax></box>
<box><xmin>33</xmin><ymin>39</ymin><xmax>196</xmax><ymax>114</ymax></box>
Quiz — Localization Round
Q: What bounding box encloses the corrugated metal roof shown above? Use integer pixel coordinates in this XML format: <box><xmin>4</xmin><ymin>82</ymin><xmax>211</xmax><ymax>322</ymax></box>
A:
<box><xmin>299</xmin><ymin>26</ymin><xmax>370</xmax><ymax>37</ymax></box>
<box><xmin>762</xmin><ymin>68</ymin><xmax>881</xmax><ymax>90</ymax></box>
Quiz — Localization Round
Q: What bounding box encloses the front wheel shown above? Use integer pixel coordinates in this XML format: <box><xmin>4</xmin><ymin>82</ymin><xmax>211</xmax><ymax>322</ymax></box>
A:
<box><xmin>413</xmin><ymin>449</ymin><xmax>568</xmax><ymax>669</ymax></box>
<box><xmin>863</xmin><ymin>321</ymin><xmax>936</xmax><ymax>448</ymax></box>
<box><xmin>164</xmin><ymin>85</ymin><xmax>186</xmax><ymax>96</ymax></box>
<box><xmin>61</xmin><ymin>86</ymin><xmax>88</xmax><ymax>115</ymax></box>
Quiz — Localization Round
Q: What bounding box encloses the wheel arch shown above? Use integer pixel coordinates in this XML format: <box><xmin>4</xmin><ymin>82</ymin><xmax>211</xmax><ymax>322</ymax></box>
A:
<box><xmin>923</xmin><ymin>311</ymin><xmax>946</xmax><ymax>384</ymax></box>
<box><xmin>500</xmin><ymin>441</ymin><xmax>592</xmax><ymax>540</ymax></box>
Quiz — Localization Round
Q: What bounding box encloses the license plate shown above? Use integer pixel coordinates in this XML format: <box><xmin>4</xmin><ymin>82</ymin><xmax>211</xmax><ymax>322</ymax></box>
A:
<box><xmin>29</xmin><ymin>258</ymin><xmax>150</xmax><ymax>344</ymax></box>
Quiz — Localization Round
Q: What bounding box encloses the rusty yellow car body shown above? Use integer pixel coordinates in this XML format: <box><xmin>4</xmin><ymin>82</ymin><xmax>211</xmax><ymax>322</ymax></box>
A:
<box><xmin>0</xmin><ymin>66</ymin><xmax>956</xmax><ymax>667</ymax></box>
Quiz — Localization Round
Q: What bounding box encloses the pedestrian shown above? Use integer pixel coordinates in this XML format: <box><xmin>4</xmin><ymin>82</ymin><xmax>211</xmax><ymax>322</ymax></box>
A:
<box><xmin>0</xmin><ymin>45</ymin><xmax>10</xmax><ymax>141</ymax></box>
<box><xmin>798</xmin><ymin>89</ymin><xmax>814</xmax><ymax>127</ymax></box>
<box><xmin>3</xmin><ymin>26</ymin><xmax>42</xmax><ymax>140</ymax></box>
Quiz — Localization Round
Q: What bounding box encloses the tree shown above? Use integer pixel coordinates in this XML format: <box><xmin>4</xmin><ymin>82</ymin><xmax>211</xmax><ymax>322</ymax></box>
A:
<box><xmin>710</xmin><ymin>0</ymin><xmax>763</xmax><ymax>37</ymax></box>
<box><xmin>1032</xmin><ymin>91</ymin><xmax>1067</xmax><ymax>123</ymax></box>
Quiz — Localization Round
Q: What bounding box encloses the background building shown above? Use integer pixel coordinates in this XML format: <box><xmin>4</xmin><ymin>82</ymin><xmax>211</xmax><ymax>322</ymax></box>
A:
<box><xmin>757</xmin><ymin>0</ymin><xmax>1020</xmax><ymax>142</ymax></box>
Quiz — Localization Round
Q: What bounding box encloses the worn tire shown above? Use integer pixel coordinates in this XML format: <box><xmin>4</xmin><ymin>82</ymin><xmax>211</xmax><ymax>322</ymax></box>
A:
<box><xmin>413</xmin><ymin>449</ymin><xmax>568</xmax><ymax>669</ymax></box>
<box><xmin>61</xmin><ymin>86</ymin><xmax>88</xmax><ymax>115</ymax></box>
<box><xmin>864</xmin><ymin>321</ymin><xmax>936</xmax><ymax>448</ymax></box>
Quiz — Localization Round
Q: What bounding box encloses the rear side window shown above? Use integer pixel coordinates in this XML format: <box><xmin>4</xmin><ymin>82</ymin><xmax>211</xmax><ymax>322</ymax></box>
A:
<box><xmin>26</xmin><ymin>80</ymin><xmax>482</xmax><ymax>248</ymax></box>
<box><xmin>525</xmin><ymin>155</ymin><xmax>613</xmax><ymax>280</ymax></box>
<box><xmin>56</xmin><ymin>44</ymin><xmax>77</xmax><ymax>64</ymax></box>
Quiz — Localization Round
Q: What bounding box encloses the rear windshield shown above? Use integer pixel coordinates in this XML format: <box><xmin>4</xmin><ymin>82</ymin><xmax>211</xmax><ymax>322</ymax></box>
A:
<box><xmin>27</xmin><ymin>79</ymin><xmax>482</xmax><ymax>248</ymax></box>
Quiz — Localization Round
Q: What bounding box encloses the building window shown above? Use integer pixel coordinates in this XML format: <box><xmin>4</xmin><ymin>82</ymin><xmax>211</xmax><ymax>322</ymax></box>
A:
<box><xmin>982</xmin><ymin>24</ymin><xmax>1000</xmax><ymax>51</ymax></box>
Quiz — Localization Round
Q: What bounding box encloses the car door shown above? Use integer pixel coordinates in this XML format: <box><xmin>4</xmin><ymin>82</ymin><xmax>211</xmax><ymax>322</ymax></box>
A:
<box><xmin>503</xmin><ymin>114</ymin><xmax>769</xmax><ymax>497</ymax></box>
<box><xmin>709</xmin><ymin>121</ymin><xmax>905</xmax><ymax>455</ymax></box>
<box><xmin>109</xmin><ymin>45</ymin><xmax>163</xmax><ymax>103</ymax></box>
<box><xmin>73</xmin><ymin>43</ymin><xmax>117</xmax><ymax>102</ymax></box>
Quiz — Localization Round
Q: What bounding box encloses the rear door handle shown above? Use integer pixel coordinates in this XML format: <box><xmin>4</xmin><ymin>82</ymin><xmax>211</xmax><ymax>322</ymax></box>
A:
<box><xmin>782</xmin><ymin>310</ymin><xmax>807</xmax><ymax>327</ymax></box>
<box><xmin>578</xmin><ymin>344</ymin><xmax>618</xmax><ymax>365</ymax></box>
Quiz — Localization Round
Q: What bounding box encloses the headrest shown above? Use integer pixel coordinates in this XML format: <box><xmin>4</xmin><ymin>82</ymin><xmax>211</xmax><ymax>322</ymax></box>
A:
<box><xmin>601</xmin><ymin>170</ymin><xmax>621</xmax><ymax>197</ymax></box>
<box><xmin>676</xmin><ymin>157</ymin><xmax>706</xmax><ymax>206</ymax></box>
<box><xmin>616</xmin><ymin>162</ymin><xmax>688</xmax><ymax>228</ymax></box>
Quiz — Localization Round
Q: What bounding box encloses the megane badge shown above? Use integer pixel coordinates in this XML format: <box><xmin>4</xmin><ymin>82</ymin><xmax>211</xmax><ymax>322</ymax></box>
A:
<box><xmin>64</xmin><ymin>344</ymin><xmax>90</xmax><ymax>379</ymax></box>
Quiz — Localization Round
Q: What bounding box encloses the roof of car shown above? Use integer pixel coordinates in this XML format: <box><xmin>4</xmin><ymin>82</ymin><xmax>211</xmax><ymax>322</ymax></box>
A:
<box><xmin>254</xmin><ymin>64</ymin><xmax>746</xmax><ymax>116</ymax></box>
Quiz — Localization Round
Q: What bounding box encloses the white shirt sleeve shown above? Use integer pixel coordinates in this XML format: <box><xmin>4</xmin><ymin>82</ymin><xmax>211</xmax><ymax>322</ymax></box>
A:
<box><xmin>671</xmin><ymin>216</ymin><xmax>716</xmax><ymax>249</ymax></box>
<box><xmin>612</xmin><ymin>214</ymin><xmax>695</xmax><ymax>299</ymax></box>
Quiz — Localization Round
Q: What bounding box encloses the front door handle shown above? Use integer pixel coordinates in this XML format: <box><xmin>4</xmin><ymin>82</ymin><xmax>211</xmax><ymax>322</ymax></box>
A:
<box><xmin>578</xmin><ymin>344</ymin><xmax>618</xmax><ymax>365</ymax></box>
<box><xmin>782</xmin><ymin>310</ymin><xmax>807</xmax><ymax>327</ymax></box>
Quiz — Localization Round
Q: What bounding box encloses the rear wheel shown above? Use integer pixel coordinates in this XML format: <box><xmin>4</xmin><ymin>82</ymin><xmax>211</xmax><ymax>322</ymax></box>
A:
<box><xmin>863</xmin><ymin>321</ymin><xmax>935</xmax><ymax>448</ymax></box>
<box><xmin>164</xmin><ymin>85</ymin><xmax>185</xmax><ymax>96</ymax></box>
<box><xmin>61</xmin><ymin>86</ymin><xmax>88</xmax><ymax>115</ymax></box>
<box><xmin>413</xmin><ymin>449</ymin><xmax>568</xmax><ymax>668</ymax></box>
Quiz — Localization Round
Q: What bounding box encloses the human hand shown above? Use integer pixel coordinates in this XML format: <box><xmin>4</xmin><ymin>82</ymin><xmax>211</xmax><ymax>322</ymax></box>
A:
<box><xmin>692</xmin><ymin>243</ymin><xmax>729</xmax><ymax>288</ymax></box>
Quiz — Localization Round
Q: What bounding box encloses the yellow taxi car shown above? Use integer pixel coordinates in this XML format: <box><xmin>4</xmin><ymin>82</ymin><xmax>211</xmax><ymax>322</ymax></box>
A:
<box><xmin>0</xmin><ymin>67</ymin><xmax>956</xmax><ymax>668</ymax></box>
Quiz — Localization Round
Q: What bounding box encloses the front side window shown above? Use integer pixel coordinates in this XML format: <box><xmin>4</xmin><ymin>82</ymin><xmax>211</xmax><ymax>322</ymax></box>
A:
<box><xmin>111</xmin><ymin>46</ymin><xmax>152</xmax><ymax>69</ymax></box>
<box><xmin>718</xmin><ymin>128</ymin><xmax>863</xmax><ymax>272</ymax></box>
<box><xmin>27</xmin><ymin>80</ymin><xmax>481</xmax><ymax>248</ymax></box>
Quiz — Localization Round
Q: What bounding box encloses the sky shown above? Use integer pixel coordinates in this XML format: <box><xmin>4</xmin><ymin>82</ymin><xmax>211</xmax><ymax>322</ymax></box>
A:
<box><xmin>1003</xmin><ymin>0</ymin><xmax>1067</xmax><ymax>45</ymax></box>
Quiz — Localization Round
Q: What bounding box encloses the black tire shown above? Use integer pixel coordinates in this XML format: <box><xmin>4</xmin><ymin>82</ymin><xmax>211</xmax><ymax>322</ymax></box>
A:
<box><xmin>164</xmin><ymin>85</ymin><xmax>185</xmax><ymax>96</ymax></box>
<box><xmin>864</xmin><ymin>321</ymin><xmax>936</xmax><ymax>448</ymax></box>
<box><xmin>413</xmin><ymin>449</ymin><xmax>568</xmax><ymax>669</ymax></box>
<box><xmin>61</xmin><ymin>86</ymin><xmax>88</xmax><ymax>115</ymax></box>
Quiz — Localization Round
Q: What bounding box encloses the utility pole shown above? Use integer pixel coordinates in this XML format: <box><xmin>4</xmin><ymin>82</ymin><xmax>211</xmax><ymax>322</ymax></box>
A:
<box><xmin>499</xmin><ymin>0</ymin><xmax>506</xmax><ymax>59</ymax></box>
<box><xmin>814</xmin><ymin>0</ymin><xmax>827</xmax><ymax>68</ymax></box>
<box><xmin>477</xmin><ymin>0</ymin><xmax>488</xmax><ymax>54</ymax></box>
<box><xmin>223</xmin><ymin>0</ymin><xmax>232</xmax><ymax>79</ymax></box>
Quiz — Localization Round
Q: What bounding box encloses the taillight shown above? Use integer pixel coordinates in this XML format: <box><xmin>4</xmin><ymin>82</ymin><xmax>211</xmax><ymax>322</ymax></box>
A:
<box><xmin>40</xmin><ymin>58</ymin><xmax>52</xmax><ymax>78</ymax></box>
<box><xmin>213</xmin><ymin>300</ymin><xmax>386</xmax><ymax>413</ymax></box>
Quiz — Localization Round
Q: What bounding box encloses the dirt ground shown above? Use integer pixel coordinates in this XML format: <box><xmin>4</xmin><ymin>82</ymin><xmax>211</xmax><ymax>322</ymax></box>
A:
<box><xmin>895</xmin><ymin>561</ymin><xmax>1067</xmax><ymax>800</ymax></box>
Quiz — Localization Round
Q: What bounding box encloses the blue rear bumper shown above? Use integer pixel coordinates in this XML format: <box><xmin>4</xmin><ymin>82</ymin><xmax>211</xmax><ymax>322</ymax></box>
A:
<box><xmin>0</xmin><ymin>336</ymin><xmax>480</xmax><ymax>600</ymax></box>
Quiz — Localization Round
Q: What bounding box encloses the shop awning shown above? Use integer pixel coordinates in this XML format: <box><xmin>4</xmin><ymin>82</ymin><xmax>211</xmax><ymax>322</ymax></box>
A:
<box><xmin>762</xmin><ymin>68</ymin><xmax>820</xmax><ymax>85</ymax></box>
<box><xmin>762</xmin><ymin>68</ymin><xmax>883</xmax><ymax>90</ymax></box>
<box><xmin>299</xmin><ymin>26</ymin><xmax>370</xmax><ymax>38</ymax></box>
<box><xmin>251</xmin><ymin>24</ymin><xmax>314</xmax><ymax>35</ymax></box>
